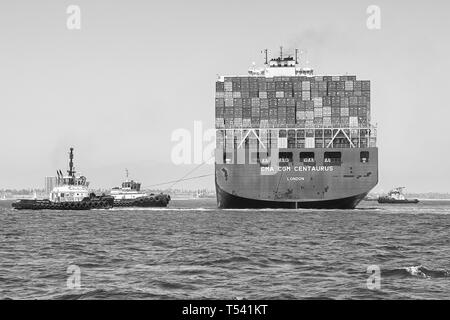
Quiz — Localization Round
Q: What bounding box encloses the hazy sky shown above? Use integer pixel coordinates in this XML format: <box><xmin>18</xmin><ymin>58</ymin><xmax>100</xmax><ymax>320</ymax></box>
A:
<box><xmin>1</xmin><ymin>0</ymin><xmax>449</xmax><ymax>193</ymax></box>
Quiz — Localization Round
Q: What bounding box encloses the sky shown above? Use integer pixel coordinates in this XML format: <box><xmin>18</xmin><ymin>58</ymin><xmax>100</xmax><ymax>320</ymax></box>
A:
<box><xmin>0</xmin><ymin>0</ymin><xmax>449</xmax><ymax>193</ymax></box>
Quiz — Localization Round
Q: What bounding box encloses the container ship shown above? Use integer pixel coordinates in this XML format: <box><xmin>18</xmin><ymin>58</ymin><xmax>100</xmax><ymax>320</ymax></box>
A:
<box><xmin>214</xmin><ymin>49</ymin><xmax>378</xmax><ymax>209</ymax></box>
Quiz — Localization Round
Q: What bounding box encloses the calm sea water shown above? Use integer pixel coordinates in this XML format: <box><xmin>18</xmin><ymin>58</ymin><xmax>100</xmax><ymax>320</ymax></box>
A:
<box><xmin>0</xmin><ymin>199</ymin><xmax>449</xmax><ymax>300</ymax></box>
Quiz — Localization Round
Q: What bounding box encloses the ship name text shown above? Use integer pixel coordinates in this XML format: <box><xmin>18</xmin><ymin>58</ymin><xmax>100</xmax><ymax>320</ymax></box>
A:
<box><xmin>261</xmin><ymin>166</ymin><xmax>334</xmax><ymax>173</ymax></box>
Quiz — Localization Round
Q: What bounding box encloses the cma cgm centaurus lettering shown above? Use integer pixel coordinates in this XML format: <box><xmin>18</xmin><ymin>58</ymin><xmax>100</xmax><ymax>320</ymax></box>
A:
<box><xmin>214</xmin><ymin>48</ymin><xmax>378</xmax><ymax>209</ymax></box>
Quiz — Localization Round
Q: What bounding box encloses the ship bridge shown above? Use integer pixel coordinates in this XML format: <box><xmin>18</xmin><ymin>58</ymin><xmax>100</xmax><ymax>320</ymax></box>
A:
<box><xmin>247</xmin><ymin>47</ymin><xmax>314</xmax><ymax>78</ymax></box>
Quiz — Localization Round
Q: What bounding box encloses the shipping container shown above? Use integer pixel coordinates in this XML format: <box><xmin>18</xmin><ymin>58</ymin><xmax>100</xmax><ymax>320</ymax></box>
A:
<box><xmin>361</xmin><ymin>81</ymin><xmax>370</xmax><ymax>91</ymax></box>
<box><xmin>296</xmin><ymin>111</ymin><xmax>306</xmax><ymax>120</ymax></box>
<box><xmin>340</xmin><ymin>117</ymin><xmax>349</xmax><ymax>127</ymax></box>
<box><xmin>243</xmin><ymin>108</ymin><xmax>252</xmax><ymax>118</ymax></box>
<box><xmin>260</xmin><ymin>109</ymin><xmax>269</xmax><ymax>119</ymax></box>
<box><xmin>314</xmin><ymin>118</ymin><xmax>323</xmax><ymax>128</ymax></box>
<box><xmin>323</xmin><ymin>117</ymin><xmax>332</xmax><ymax>127</ymax></box>
<box><xmin>260</xmin><ymin>120</ymin><xmax>269</xmax><ymax>128</ymax></box>
<box><xmin>216</xmin><ymin>107</ymin><xmax>224</xmax><ymax>118</ymax></box>
<box><xmin>302</xmin><ymin>91</ymin><xmax>311</xmax><ymax>101</ymax></box>
<box><xmin>225</xmin><ymin>98</ymin><xmax>234</xmax><ymax>107</ymax></box>
<box><xmin>216</xmin><ymin>91</ymin><xmax>225</xmax><ymax>98</ymax></box>
<box><xmin>278</xmin><ymin>137</ymin><xmax>288</xmax><ymax>148</ymax></box>
<box><xmin>276</xmin><ymin>91</ymin><xmax>285</xmax><ymax>98</ymax></box>
<box><xmin>323</xmin><ymin>107</ymin><xmax>332</xmax><ymax>117</ymax></box>
<box><xmin>349</xmin><ymin>116</ymin><xmax>358</xmax><ymax>127</ymax></box>
<box><xmin>224</xmin><ymin>81</ymin><xmax>233</xmax><ymax>92</ymax></box>
<box><xmin>215</xmin><ymin>118</ymin><xmax>224</xmax><ymax>128</ymax></box>
<box><xmin>242</xmin><ymin>119</ymin><xmax>251</xmax><ymax>127</ymax></box>
<box><xmin>293</xmin><ymin>91</ymin><xmax>302</xmax><ymax>99</ymax></box>
<box><xmin>275</xmin><ymin>81</ymin><xmax>284</xmax><ymax>91</ymax></box>
<box><xmin>305</xmin><ymin>137</ymin><xmax>315</xmax><ymax>148</ymax></box>
<box><xmin>345</xmin><ymin>81</ymin><xmax>354</xmax><ymax>91</ymax></box>
<box><xmin>216</xmin><ymin>82</ymin><xmax>224</xmax><ymax>92</ymax></box>
<box><xmin>331</xmin><ymin>97</ymin><xmax>341</xmax><ymax>106</ymax></box>
<box><xmin>215</xmin><ymin>98</ymin><xmax>225</xmax><ymax>108</ymax></box>
<box><xmin>277</xmin><ymin>98</ymin><xmax>287</xmax><ymax>107</ymax></box>
<box><xmin>260</xmin><ymin>99</ymin><xmax>269</xmax><ymax>108</ymax></box>
<box><xmin>314</xmin><ymin>108</ymin><xmax>323</xmax><ymax>117</ymax></box>
<box><xmin>302</xmin><ymin>81</ymin><xmax>310</xmax><ymax>91</ymax></box>
<box><xmin>340</xmin><ymin>107</ymin><xmax>349</xmax><ymax>117</ymax></box>
<box><xmin>306</xmin><ymin>111</ymin><xmax>314</xmax><ymax>120</ymax></box>
<box><xmin>251</xmin><ymin>98</ymin><xmax>260</xmax><ymax>107</ymax></box>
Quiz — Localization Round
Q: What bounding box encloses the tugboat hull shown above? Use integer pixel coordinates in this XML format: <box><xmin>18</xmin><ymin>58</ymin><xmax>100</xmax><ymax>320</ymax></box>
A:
<box><xmin>377</xmin><ymin>197</ymin><xmax>419</xmax><ymax>204</ymax></box>
<box><xmin>113</xmin><ymin>194</ymin><xmax>171</xmax><ymax>208</ymax></box>
<box><xmin>12</xmin><ymin>196</ymin><xmax>114</xmax><ymax>210</ymax></box>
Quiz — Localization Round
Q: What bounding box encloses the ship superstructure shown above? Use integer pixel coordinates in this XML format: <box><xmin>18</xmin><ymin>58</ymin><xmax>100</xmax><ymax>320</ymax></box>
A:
<box><xmin>49</xmin><ymin>148</ymin><xmax>90</xmax><ymax>203</ymax></box>
<box><xmin>110</xmin><ymin>170</ymin><xmax>147</xmax><ymax>200</ymax></box>
<box><xmin>214</xmin><ymin>48</ymin><xmax>378</xmax><ymax>209</ymax></box>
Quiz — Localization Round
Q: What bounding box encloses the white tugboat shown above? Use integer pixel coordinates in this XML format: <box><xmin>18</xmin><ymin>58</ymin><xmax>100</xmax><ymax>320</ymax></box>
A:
<box><xmin>111</xmin><ymin>170</ymin><xmax>171</xmax><ymax>207</ymax></box>
<box><xmin>12</xmin><ymin>148</ymin><xmax>114</xmax><ymax>210</ymax></box>
<box><xmin>378</xmin><ymin>187</ymin><xmax>419</xmax><ymax>204</ymax></box>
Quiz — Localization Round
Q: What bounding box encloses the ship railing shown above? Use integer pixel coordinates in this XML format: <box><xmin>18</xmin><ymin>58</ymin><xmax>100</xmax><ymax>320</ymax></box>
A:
<box><xmin>215</xmin><ymin>125</ymin><xmax>377</xmax><ymax>149</ymax></box>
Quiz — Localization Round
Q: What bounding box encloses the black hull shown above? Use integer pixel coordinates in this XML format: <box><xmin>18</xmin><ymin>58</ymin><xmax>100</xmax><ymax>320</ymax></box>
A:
<box><xmin>216</xmin><ymin>183</ymin><xmax>367</xmax><ymax>209</ymax></box>
<box><xmin>113</xmin><ymin>194</ymin><xmax>171</xmax><ymax>208</ymax></box>
<box><xmin>12</xmin><ymin>197</ymin><xmax>114</xmax><ymax>211</ymax></box>
<box><xmin>378</xmin><ymin>198</ymin><xmax>419</xmax><ymax>204</ymax></box>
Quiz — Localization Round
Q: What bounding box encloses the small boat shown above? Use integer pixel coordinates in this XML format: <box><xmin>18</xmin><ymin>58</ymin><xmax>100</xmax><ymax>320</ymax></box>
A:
<box><xmin>378</xmin><ymin>187</ymin><xmax>419</xmax><ymax>204</ymax></box>
<box><xmin>110</xmin><ymin>170</ymin><xmax>171</xmax><ymax>208</ymax></box>
<box><xmin>12</xmin><ymin>148</ymin><xmax>114</xmax><ymax>210</ymax></box>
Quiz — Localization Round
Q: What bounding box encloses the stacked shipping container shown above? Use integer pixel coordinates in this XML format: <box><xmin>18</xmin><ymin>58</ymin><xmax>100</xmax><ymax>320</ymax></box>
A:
<box><xmin>215</xmin><ymin>76</ymin><xmax>370</xmax><ymax>130</ymax></box>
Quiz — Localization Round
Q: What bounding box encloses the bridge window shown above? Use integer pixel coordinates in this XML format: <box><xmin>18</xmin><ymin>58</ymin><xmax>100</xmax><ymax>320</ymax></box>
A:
<box><xmin>324</xmin><ymin>152</ymin><xmax>342</xmax><ymax>166</ymax></box>
<box><xmin>300</xmin><ymin>152</ymin><xmax>315</xmax><ymax>165</ymax></box>
<box><xmin>360</xmin><ymin>151</ymin><xmax>369</xmax><ymax>163</ymax></box>
<box><xmin>279</xmin><ymin>152</ymin><xmax>293</xmax><ymax>166</ymax></box>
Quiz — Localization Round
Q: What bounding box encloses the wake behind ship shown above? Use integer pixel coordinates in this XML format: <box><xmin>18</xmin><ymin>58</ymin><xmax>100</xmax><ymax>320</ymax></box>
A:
<box><xmin>214</xmin><ymin>49</ymin><xmax>378</xmax><ymax>209</ymax></box>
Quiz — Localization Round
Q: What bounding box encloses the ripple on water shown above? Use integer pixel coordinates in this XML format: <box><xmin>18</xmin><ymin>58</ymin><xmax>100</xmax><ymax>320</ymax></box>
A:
<box><xmin>1</xmin><ymin>200</ymin><xmax>450</xmax><ymax>299</ymax></box>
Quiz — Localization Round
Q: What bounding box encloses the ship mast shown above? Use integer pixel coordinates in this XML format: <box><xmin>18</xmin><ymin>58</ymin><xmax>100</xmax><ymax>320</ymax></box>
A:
<box><xmin>68</xmin><ymin>147</ymin><xmax>75</xmax><ymax>185</ymax></box>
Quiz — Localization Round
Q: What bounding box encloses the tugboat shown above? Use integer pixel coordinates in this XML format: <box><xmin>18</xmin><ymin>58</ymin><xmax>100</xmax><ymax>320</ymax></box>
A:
<box><xmin>12</xmin><ymin>148</ymin><xmax>114</xmax><ymax>210</ymax></box>
<box><xmin>110</xmin><ymin>170</ymin><xmax>171</xmax><ymax>207</ymax></box>
<box><xmin>378</xmin><ymin>187</ymin><xmax>419</xmax><ymax>204</ymax></box>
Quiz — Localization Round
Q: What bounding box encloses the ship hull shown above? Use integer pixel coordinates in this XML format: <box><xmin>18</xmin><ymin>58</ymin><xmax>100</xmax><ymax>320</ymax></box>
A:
<box><xmin>378</xmin><ymin>198</ymin><xmax>419</xmax><ymax>204</ymax></box>
<box><xmin>11</xmin><ymin>196</ymin><xmax>114</xmax><ymax>210</ymax></box>
<box><xmin>113</xmin><ymin>194</ymin><xmax>170</xmax><ymax>208</ymax></box>
<box><xmin>215</xmin><ymin>147</ymin><xmax>378</xmax><ymax>210</ymax></box>
<box><xmin>216</xmin><ymin>182</ymin><xmax>367</xmax><ymax>209</ymax></box>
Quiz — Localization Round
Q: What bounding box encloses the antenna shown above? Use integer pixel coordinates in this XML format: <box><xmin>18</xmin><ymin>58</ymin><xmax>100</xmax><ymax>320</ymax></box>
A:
<box><xmin>295</xmin><ymin>49</ymin><xmax>299</xmax><ymax>64</ymax></box>
<box><xmin>126</xmin><ymin>168</ymin><xmax>129</xmax><ymax>179</ymax></box>
<box><xmin>280</xmin><ymin>46</ymin><xmax>283</xmax><ymax>59</ymax></box>
<box><xmin>264</xmin><ymin>49</ymin><xmax>268</xmax><ymax>65</ymax></box>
